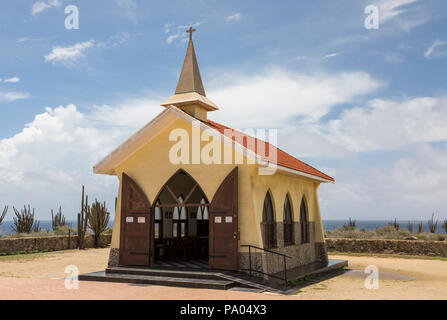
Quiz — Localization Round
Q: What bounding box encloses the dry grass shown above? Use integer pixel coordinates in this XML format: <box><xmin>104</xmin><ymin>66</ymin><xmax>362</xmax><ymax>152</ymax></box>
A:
<box><xmin>325</xmin><ymin>225</ymin><xmax>447</xmax><ymax>241</ymax></box>
<box><xmin>328</xmin><ymin>251</ymin><xmax>447</xmax><ymax>261</ymax></box>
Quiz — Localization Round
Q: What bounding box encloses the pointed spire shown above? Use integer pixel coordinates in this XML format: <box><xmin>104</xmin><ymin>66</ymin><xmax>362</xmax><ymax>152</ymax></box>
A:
<box><xmin>175</xmin><ymin>38</ymin><xmax>206</xmax><ymax>96</ymax></box>
<box><xmin>162</xmin><ymin>27</ymin><xmax>218</xmax><ymax>119</ymax></box>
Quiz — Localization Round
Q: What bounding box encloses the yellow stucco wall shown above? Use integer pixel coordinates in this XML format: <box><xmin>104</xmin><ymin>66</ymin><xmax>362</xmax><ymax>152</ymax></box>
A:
<box><xmin>109</xmin><ymin>116</ymin><xmax>326</xmax><ymax>249</ymax></box>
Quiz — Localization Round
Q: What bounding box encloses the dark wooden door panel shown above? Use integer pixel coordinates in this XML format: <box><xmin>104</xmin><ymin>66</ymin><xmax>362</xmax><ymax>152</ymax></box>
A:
<box><xmin>119</xmin><ymin>173</ymin><xmax>151</xmax><ymax>266</ymax></box>
<box><xmin>209</xmin><ymin>167</ymin><xmax>238</xmax><ymax>270</ymax></box>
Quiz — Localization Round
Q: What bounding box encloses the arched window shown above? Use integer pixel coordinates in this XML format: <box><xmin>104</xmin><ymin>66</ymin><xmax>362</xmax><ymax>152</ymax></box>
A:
<box><xmin>283</xmin><ymin>195</ymin><xmax>294</xmax><ymax>245</ymax></box>
<box><xmin>173</xmin><ymin>196</ymin><xmax>187</xmax><ymax>238</ymax></box>
<box><xmin>154</xmin><ymin>200</ymin><xmax>162</xmax><ymax>239</ymax></box>
<box><xmin>300</xmin><ymin>197</ymin><xmax>309</xmax><ymax>244</ymax></box>
<box><xmin>196</xmin><ymin>198</ymin><xmax>209</xmax><ymax>237</ymax></box>
<box><xmin>261</xmin><ymin>191</ymin><xmax>276</xmax><ymax>249</ymax></box>
<box><xmin>197</xmin><ymin>198</ymin><xmax>208</xmax><ymax>220</ymax></box>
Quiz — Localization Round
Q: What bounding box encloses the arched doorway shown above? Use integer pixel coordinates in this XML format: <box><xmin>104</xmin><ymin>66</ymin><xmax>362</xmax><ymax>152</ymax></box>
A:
<box><xmin>152</xmin><ymin>169</ymin><xmax>210</xmax><ymax>267</ymax></box>
<box><xmin>119</xmin><ymin>168</ymin><xmax>239</xmax><ymax>270</ymax></box>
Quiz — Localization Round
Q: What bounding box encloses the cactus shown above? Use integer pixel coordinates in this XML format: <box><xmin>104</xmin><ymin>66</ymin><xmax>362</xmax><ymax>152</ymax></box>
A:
<box><xmin>388</xmin><ymin>218</ymin><xmax>399</xmax><ymax>230</ymax></box>
<box><xmin>51</xmin><ymin>206</ymin><xmax>66</xmax><ymax>230</ymax></box>
<box><xmin>417</xmin><ymin>222</ymin><xmax>423</xmax><ymax>234</ymax></box>
<box><xmin>88</xmin><ymin>199</ymin><xmax>110</xmax><ymax>247</ymax></box>
<box><xmin>77</xmin><ymin>186</ymin><xmax>90</xmax><ymax>249</ymax></box>
<box><xmin>0</xmin><ymin>206</ymin><xmax>7</xmax><ymax>226</ymax></box>
<box><xmin>407</xmin><ymin>221</ymin><xmax>414</xmax><ymax>233</ymax></box>
<box><xmin>428</xmin><ymin>213</ymin><xmax>438</xmax><ymax>233</ymax></box>
<box><xmin>32</xmin><ymin>221</ymin><xmax>41</xmax><ymax>233</ymax></box>
<box><xmin>12</xmin><ymin>205</ymin><xmax>40</xmax><ymax>234</ymax></box>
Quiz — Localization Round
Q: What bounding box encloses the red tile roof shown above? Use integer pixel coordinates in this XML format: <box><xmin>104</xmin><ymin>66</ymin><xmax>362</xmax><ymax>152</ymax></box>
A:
<box><xmin>202</xmin><ymin>119</ymin><xmax>334</xmax><ymax>182</ymax></box>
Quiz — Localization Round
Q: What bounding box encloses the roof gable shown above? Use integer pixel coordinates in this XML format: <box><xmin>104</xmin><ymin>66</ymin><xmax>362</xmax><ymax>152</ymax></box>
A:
<box><xmin>93</xmin><ymin>106</ymin><xmax>334</xmax><ymax>183</ymax></box>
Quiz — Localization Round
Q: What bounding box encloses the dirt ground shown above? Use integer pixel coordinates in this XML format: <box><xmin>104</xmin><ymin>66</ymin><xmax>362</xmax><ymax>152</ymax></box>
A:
<box><xmin>296</xmin><ymin>254</ymin><xmax>447</xmax><ymax>300</ymax></box>
<box><xmin>1</xmin><ymin>248</ymin><xmax>446</xmax><ymax>299</ymax></box>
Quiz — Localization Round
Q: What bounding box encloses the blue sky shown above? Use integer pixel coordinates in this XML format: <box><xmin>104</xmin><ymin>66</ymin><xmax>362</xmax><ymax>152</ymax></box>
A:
<box><xmin>1</xmin><ymin>0</ymin><xmax>447</xmax><ymax>221</ymax></box>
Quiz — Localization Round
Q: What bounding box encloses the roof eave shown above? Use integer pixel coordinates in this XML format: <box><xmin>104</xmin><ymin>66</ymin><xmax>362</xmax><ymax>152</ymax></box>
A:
<box><xmin>274</xmin><ymin>164</ymin><xmax>335</xmax><ymax>183</ymax></box>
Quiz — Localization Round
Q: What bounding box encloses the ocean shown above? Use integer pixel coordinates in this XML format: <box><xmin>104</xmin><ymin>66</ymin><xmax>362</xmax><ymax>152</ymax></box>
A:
<box><xmin>0</xmin><ymin>219</ymin><xmax>444</xmax><ymax>236</ymax></box>
<box><xmin>0</xmin><ymin>220</ymin><xmax>115</xmax><ymax>236</ymax></box>
<box><xmin>323</xmin><ymin>220</ymin><xmax>445</xmax><ymax>234</ymax></box>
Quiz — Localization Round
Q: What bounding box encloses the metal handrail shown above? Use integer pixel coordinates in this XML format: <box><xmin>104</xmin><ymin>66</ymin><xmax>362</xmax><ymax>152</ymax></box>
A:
<box><xmin>240</xmin><ymin>244</ymin><xmax>292</xmax><ymax>287</ymax></box>
<box><xmin>240</xmin><ymin>244</ymin><xmax>292</xmax><ymax>259</ymax></box>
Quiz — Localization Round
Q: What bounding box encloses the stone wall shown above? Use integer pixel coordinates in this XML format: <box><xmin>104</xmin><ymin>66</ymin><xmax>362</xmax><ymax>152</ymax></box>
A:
<box><xmin>0</xmin><ymin>234</ymin><xmax>112</xmax><ymax>253</ymax></box>
<box><xmin>325</xmin><ymin>238</ymin><xmax>447</xmax><ymax>257</ymax></box>
<box><xmin>239</xmin><ymin>221</ymin><xmax>328</xmax><ymax>275</ymax></box>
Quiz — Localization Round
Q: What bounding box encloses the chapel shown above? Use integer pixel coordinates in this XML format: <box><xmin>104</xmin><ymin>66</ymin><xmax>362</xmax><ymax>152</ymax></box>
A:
<box><xmin>94</xmin><ymin>27</ymin><xmax>334</xmax><ymax>276</ymax></box>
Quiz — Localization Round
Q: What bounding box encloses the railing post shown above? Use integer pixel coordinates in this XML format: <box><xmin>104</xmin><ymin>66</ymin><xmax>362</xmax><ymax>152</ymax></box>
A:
<box><xmin>248</xmin><ymin>245</ymin><xmax>252</xmax><ymax>277</ymax></box>
<box><xmin>284</xmin><ymin>255</ymin><xmax>287</xmax><ymax>287</ymax></box>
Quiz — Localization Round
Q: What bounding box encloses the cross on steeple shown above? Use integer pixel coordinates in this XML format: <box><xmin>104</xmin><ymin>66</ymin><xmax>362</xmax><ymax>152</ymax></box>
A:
<box><xmin>186</xmin><ymin>26</ymin><xmax>196</xmax><ymax>41</ymax></box>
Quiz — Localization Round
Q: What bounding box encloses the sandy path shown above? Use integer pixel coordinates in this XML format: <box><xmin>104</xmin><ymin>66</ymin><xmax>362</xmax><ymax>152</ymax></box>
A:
<box><xmin>0</xmin><ymin>248</ymin><xmax>300</xmax><ymax>300</ymax></box>
<box><xmin>0</xmin><ymin>276</ymin><xmax>302</xmax><ymax>300</ymax></box>
<box><xmin>293</xmin><ymin>254</ymin><xmax>447</xmax><ymax>300</ymax></box>
<box><xmin>1</xmin><ymin>249</ymin><xmax>447</xmax><ymax>299</ymax></box>
<box><xmin>0</xmin><ymin>248</ymin><xmax>110</xmax><ymax>279</ymax></box>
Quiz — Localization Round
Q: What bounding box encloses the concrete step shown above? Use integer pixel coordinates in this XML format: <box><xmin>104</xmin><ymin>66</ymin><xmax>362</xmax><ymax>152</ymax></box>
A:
<box><xmin>106</xmin><ymin>266</ymin><xmax>225</xmax><ymax>280</ymax></box>
<box><xmin>79</xmin><ymin>271</ymin><xmax>236</xmax><ymax>290</ymax></box>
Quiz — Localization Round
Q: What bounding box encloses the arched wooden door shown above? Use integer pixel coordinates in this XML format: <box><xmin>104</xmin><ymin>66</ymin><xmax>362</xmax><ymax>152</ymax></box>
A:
<box><xmin>119</xmin><ymin>173</ymin><xmax>152</xmax><ymax>266</ymax></box>
<box><xmin>209</xmin><ymin>167</ymin><xmax>238</xmax><ymax>270</ymax></box>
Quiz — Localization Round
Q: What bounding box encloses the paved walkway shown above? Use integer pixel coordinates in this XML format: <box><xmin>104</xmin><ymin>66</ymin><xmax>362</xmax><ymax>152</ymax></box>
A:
<box><xmin>0</xmin><ymin>276</ymin><xmax>306</xmax><ymax>300</ymax></box>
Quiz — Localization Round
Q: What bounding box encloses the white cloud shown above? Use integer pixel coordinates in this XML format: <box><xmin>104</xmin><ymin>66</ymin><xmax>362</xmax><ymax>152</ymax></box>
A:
<box><xmin>0</xmin><ymin>104</ymin><xmax>123</xmax><ymax>219</ymax></box>
<box><xmin>0</xmin><ymin>92</ymin><xmax>30</xmax><ymax>102</ymax></box>
<box><xmin>322</xmin><ymin>53</ymin><xmax>339</xmax><ymax>60</ymax></box>
<box><xmin>31</xmin><ymin>0</ymin><xmax>61</xmax><ymax>15</ymax></box>
<box><xmin>90</xmin><ymin>98</ymin><xmax>162</xmax><ymax>130</ymax></box>
<box><xmin>209</xmin><ymin>67</ymin><xmax>382</xmax><ymax>128</ymax></box>
<box><xmin>325</xmin><ymin>97</ymin><xmax>447</xmax><ymax>152</ymax></box>
<box><xmin>319</xmin><ymin>143</ymin><xmax>447</xmax><ymax>220</ymax></box>
<box><xmin>424</xmin><ymin>40</ymin><xmax>447</xmax><ymax>58</ymax></box>
<box><xmin>226</xmin><ymin>13</ymin><xmax>241</xmax><ymax>22</ymax></box>
<box><xmin>390</xmin><ymin>144</ymin><xmax>447</xmax><ymax>204</ymax></box>
<box><xmin>4</xmin><ymin>77</ymin><xmax>20</xmax><ymax>83</ymax></box>
<box><xmin>44</xmin><ymin>40</ymin><xmax>95</xmax><ymax>66</ymax></box>
<box><xmin>375</xmin><ymin>0</ymin><xmax>428</xmax><ymax>32</ymax></box>
<box><xmin>377</xmin><ymin>0</ymin><xmax>420</xmax><ymax>22</ymax></box>
<box><xmin>31</xmin><ymin>2</ymin><xmax>51</xmax><ymax>15</ymax></box>
<box><xmin>166</xmin><ymin>34</ymin><xmax>183</xmax><ymax>45</ymax></box>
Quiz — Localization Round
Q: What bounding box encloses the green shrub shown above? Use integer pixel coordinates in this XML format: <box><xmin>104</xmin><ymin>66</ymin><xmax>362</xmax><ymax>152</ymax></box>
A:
<box><xmin>53</xmin><ymin>225</ymin><xmax>76</xmax><ymax>235</ymax></box>
<box><xmin>342</xmin><ymin>218</ymin><xmax>356</xmax><ymax>230</ymax></box>
<box><xmin>388</xmin><ymin>218</ymin><xmax>400</xmax><ymax>231</ymax></box>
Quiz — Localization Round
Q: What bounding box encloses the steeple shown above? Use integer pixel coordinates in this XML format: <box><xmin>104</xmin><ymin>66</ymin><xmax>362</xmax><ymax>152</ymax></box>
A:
<box><xmin>175</xmin><ymin>39</ymin><xmax>206</xmax><ymax>96</ymax></box>
<box><xmin>161</xmin><ymin>27</ymin><xmax>218</xmax><ymax>121</ymax></box>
